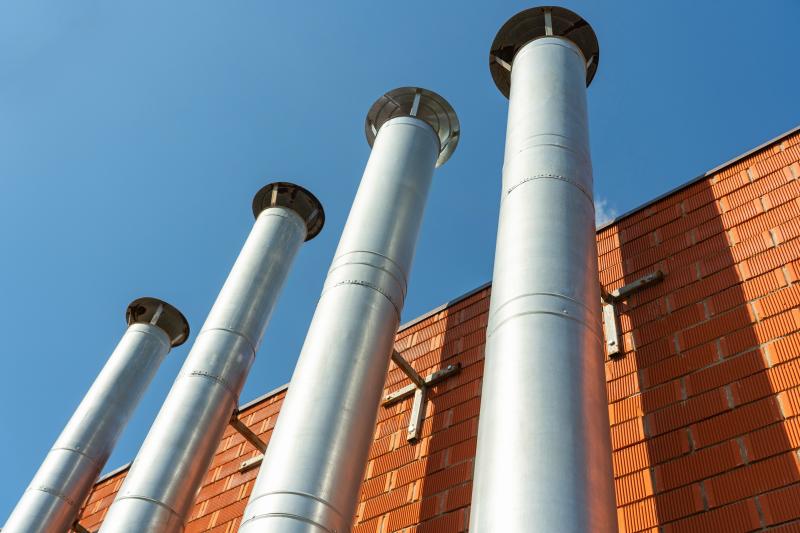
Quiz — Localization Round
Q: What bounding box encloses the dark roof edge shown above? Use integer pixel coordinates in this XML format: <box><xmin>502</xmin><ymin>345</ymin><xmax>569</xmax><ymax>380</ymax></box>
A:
<box><xmin>95</xmin><ymin>462</ymin><xmax>132</xmax><ymax>484</ymax></box>
<box><xmin>239</xmin><ymin>382</ymin><xmax>290</xmax><ymax>412</ymax></box>
<box><xmin>396</xmin><ymin>281</ymin><xmax>492</xmax><ymax>333</ymax></box>
<box><xmin>97</xmin><ymin>384</ymin><xmax>292</xmax><ymax>481</ymax></box>
<box><xmin>596</xmin><ymin>124</ymin><xmax>800</xmax><ymax>232</ymax></box>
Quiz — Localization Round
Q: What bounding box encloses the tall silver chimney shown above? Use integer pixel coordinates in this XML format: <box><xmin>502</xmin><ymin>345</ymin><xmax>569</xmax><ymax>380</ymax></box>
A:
<box><xmin>239</xmin><ymin>87</ymin><xmax>459</xmax><ymax>533</ymax></box>
<box><xmin>99</xmin><ymin>182</ymin><xmax>323</xmax><ymax>531</ymax></box>
<box><xmin>3</xmin><ymin>298</ymin><xmax>188</xmax><ymax>533</ymax></box>
<box><xmin>470</xmin><ymin>7</ymin><xmax>617</xmax><ymax>532</ymax></box>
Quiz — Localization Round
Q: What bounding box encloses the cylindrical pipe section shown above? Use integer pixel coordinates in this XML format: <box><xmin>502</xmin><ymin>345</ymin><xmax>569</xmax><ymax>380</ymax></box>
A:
<box><xmin>99</xmin><ymin>183</ymin><xmax>323</xmax><ymax>532</ymax></box>
<box><xmin>471</xmin><ymin>7</ymin><xmax>617</xmax><ymax>532</ymax></box>
<box><xmin>3</xmin><ymin>298</ymin><xmax>188</xmax><ymax>533</ymax></box>
<box><xmin>240</xmin><ymin>87</ymin><xmax>459</xmax><ymax>533</ymax></box>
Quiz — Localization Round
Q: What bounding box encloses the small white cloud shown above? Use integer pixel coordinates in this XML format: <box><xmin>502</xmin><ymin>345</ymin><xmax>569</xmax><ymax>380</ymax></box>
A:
<box><xmin>595</xmin><ymin>198</ymin><xmax>618</xmax><ymax>227</ymax></box>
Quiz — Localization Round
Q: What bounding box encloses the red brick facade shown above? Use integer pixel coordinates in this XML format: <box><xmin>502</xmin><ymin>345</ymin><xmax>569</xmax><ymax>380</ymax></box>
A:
<box><xmin>77</xmin><ymin>127</ymin><xmax>800</xmax><ymax>532</ymax></box>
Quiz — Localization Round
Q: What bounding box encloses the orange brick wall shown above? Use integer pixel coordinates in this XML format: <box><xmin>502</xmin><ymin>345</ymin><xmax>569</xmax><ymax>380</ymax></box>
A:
<box><xmin>76</xmin><ymin>128</ymin><xmax>800</xmax><ymax>532</ymax></box>
<box><xmin>599</xmin><ymin>129</ymin><xmax>800</xmax><ymax>532</ymax></box>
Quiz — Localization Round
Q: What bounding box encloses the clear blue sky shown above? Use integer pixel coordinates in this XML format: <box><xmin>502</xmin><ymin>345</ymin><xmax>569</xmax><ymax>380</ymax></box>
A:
<box><xmin>1</xmin><ymin>0</ymin><xmax>798</xmax><ymax>519</ymax></box>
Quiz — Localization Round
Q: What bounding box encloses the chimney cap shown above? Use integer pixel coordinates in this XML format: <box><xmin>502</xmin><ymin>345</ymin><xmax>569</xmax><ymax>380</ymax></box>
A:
<box><xmin>126</xmin><ymin>297</ymin><xmax>190</xmax><ymax>347</ymax></box>
<box><xmin>252</xmin><ymin>182</ymin><xmax>325</xmax><ymax>241</ymax></box>
<box><xmin>365</xmin><ymin>87</ymin><xmax>460</xmax><ymax>167</ymax></box>
<box><xmin>490</xmin><ymin>6</ymin><xmax>599</xmax><ymax>97</ymax></box>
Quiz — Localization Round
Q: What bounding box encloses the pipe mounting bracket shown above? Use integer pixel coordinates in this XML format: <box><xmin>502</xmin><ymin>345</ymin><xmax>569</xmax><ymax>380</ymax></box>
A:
<box><xmin>230</xmin><ymin>408</ymin><xmax>268</xmax><ymax>453</ymax></box>
<box><xmin>601</xmin><ymin>270</ymin><xmax>664</xmax><ymax>357</ymax></box>
<box><xmin>382</xmin><ymin>351</ymin><xmax>461</xmax><ymax>442</ymax></box>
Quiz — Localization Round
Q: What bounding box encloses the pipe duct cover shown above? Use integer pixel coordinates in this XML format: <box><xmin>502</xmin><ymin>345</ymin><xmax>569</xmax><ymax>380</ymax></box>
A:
<box><xmin>126</xmin><ymin>297</ymin><xmax>189</xmax><ymax>347</ymax></box>
<box><xmin>490</xmin><ymin>6</ymin><xmax>600</xmax><ymax>96</ymax></box>
<box><xmin>252</xmin><ymin>182</ymin><xmax>325</xmax><ymax>240</ymax></box>
<box><xmin>365</xmin><ymin>86</ymin><xmax>460</xmax><ymax>167</ymax></box>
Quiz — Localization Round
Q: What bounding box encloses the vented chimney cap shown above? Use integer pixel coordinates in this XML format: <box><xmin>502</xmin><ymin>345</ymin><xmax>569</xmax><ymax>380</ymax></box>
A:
<box><xmin>252</xmin><ymin>182</ymin><xmax>325</xmax><ymax>241</ymax></box>
<box><xmin>126</xmin><ymin>297</ymin><xmax>190</xmax><ymax>347</ymax></box>
<box><xmin>490</xmin><ymin>6</ymin><xmax>599</xmax><ymax>97</ymax></box>
<box><xmin>365</xmin><ymin>87</ymin><xmax>460</xmax><ymax>167</ymax></box>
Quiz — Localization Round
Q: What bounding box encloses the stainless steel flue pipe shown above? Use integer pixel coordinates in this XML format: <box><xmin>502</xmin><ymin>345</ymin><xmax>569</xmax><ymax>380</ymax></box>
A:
<box><xmin>99</xmin><ymin>183</ymin><xmax>323</xmax><ymax>532</ymax></box>
<box><xmin>470</xmin><ymin>7</ymin><xmax>617</xmax><ymax>532</ymax></box>
<box><xmin>3</xmin><ymin>298</ymin><xmax>188</xmax><ymax>533</ymax></box>
<box><xmin>240</xmin><ymin>87</ymin><xmax>459</xmax><ymax>533</ymax></box>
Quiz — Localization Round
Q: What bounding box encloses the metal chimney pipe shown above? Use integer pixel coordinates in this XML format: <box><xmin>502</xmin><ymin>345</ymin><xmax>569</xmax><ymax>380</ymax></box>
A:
<box><xmin>99</xmin><ymin>182</ymin><xmax>323</xmax><ymax>532</ymax></box>
<box><xmin>239</xmin><ymin>87</ymin><xmax>459</xmax><ymax>533</ymax></box>
<box><xmin>3</xmin><ymin>298</ymin><xmax>188</xmax><ymax>533</ymax></box>
<box><xmin>470</xmin><ymin>7</ymin><xmax>617</xmax><ymax>532</ymax></box>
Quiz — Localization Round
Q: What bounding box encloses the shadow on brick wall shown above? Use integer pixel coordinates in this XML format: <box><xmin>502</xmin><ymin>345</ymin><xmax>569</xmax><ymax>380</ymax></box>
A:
<box><xmin>606</xmin><ymin>153</ymin><xmax>800</xmax><ymax>531</ymax></box>
<box><xmin>354</xmin><ymin>288</ymin><xmax>489</xmax><ymax>532</ymax></box>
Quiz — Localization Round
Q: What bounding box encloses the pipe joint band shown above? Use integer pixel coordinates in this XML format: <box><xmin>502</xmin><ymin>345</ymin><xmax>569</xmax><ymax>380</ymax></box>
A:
<box><xmin>506</xmin><ymin>173</ymin><xmax>594</xmax><ymax>204</ymax></box>
<box><xmin>197</xmin><ymin>326</ymin><xmax>257</xmax><ymax>357</ymax></box>
<box><xmin>48</xmin><ymin>445</ymin><xmax>102</xmax><ymax>469</ymax></box>
<box><xmin>242</xmin><ymin>513</ymin><xmax>332</xmax><ymax>532</ymax></box>
<box><xmin>184</xmin><ymin>370</ymin><xmax>239</xmax><ymax>400</ymax></box>
<box><xmin>106</xmin><ymin>494</ymin><xmax>184</xmax><ymax>525</ymax></box>
<box><xmin>323</xmin><ymin>279</ymin><xmax>402</xmax><ymax>319</ymax></box>
<box><xmin>487</xmin><ymin>292</ymin><xmax>601</xmax><ymax>340</ymax></box>
<box><xmin>242</xmin><ymin>490</ymin><xmax>345</xmax><ymax>533</ymax></box>
<box><xmin>508</xmin><ymin>136</ymin><xmax>591</xmax><ymax>167</ymax></box>
<box><xmin>178</xmin><ymin>328</ymin><xmax>257</xmax><ymax>399</ymax></box>
<box><xmin>29</xmin><ymin>485</ymin><xmax>77</xmax><ymax>507</ymax></box>
<box><xmin>323</xmin><ymin>250</ymin><xmax>407</xmax><ymax>317</ymax></box>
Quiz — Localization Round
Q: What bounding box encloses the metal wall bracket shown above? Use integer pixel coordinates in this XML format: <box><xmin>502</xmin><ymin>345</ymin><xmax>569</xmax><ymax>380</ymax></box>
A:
<box><xmin>382</xmin><ymin>351</ymin><xmax>461</xmax><ymax>443</ymax></box>
<box><xmin>230</xmin><ymin>408</ymin><xmax>268</xmax><ymax>473</ymax></box>
<box><xmin>230</xmin><ymin>409</ymin><xmax>267</xmax><ymax>453</ymax></box>
<box><xmin>239</xmin><ymin>455</ymin><xmax>263</xmax><ymax>473</ymax></box>
<box><xmin>601</xmin><ymin>270</ymin><xmax>663</xmax><ymax>357</ymax></box>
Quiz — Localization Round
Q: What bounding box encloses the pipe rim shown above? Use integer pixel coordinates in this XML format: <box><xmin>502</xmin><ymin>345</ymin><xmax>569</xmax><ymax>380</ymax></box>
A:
<box><xmin>490</xmin><ymin>6</ymin><xmax>599</xmax><ymax>97</ymax></box>
<box><xmin>365</xmin><ymin>86</ymin><xmax>460</xmax><ymax>167</ymax></box>
<box><xmin>126</xmin><ymin>297</ymin><xmax>190</xmax><ymax>347</ymax></box>
<box><xmin>252</xmin><ymin>182</ymin><xmax>325</xmax><ymax>241</ymax></box>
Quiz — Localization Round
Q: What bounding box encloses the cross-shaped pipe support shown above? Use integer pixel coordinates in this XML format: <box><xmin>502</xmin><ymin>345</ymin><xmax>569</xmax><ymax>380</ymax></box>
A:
<box><xmin>382</xmin><ymin>351</ymin><xmax>461</xmax><ymax>442</ymax></box>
